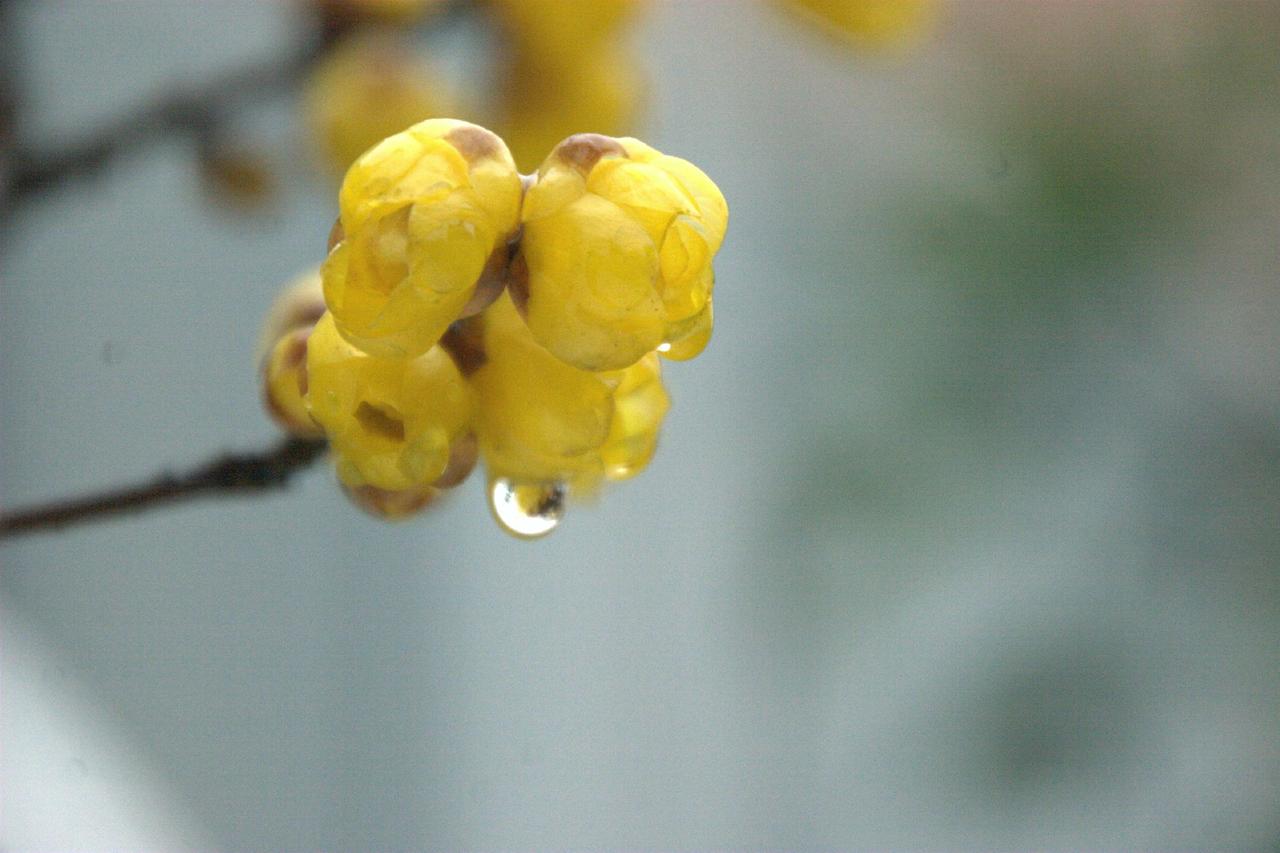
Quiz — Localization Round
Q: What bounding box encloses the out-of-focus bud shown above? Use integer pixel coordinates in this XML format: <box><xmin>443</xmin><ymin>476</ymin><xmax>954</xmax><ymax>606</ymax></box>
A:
<box><xmin>484</xmin><ymin>0</ymin><xmax>644</xmax><ymax>71</ymax></box>
<box><xmin>324</xmin><ymin>119</ymin><xmax>523</xmax><ymax>358</ymax></box>
<box><xmin>317</xmin><ymin>0</ymin><xmax>444</xmax><ymax>27</ymax></box>
<box><xmin>598</xmin><ymin>349</ymin><xmax>668</xmax><ymax>480</ymax></box>
<box><xmin>515</xmin><ymin>133</ymin><xmax>727</xmax><ymax>371</ymax></box>
<box><xmin>498</xmin><ymin>45</ymin><xmax>643</xmax><ymax>173</ymax></box>
<box><xmin>779</xmin><ymin>0</ymin><xmax>932</xmax><ymax>48</ymax></box>
<box><xmin>486</xmin><ymin>0</ymin><xmax>647</xmax><ymax>172</ymax></box>
<box><xmin>305</xmin><ymin>31</ymin><xmax>454</xmax><ymax>175</ymax></box>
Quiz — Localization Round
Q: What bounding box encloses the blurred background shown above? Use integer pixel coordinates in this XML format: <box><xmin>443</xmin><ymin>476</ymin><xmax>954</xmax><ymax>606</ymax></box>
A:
<box><xmin>2</xmin><ymin>0</ymin><xmax>1279</xmax><ymax>849</ymax></box>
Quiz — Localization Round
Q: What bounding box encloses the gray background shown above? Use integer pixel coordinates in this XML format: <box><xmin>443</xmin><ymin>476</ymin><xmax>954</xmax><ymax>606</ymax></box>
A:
<box><xmin>3</xmin><ymin>1</ymin><xmax>1279</xmax><ymax>849</ymax></box>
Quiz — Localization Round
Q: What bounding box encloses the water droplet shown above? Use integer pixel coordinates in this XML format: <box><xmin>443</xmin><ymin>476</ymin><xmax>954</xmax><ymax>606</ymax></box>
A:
<box><xmin>656</xmin><ymin>341</ymin><xmax>672</xmax><ymax>353</ymax></box>
<box><xmin>488</xmin><ymin>477</ymin><xmax>566</xmax><ymax>539</ymax></box>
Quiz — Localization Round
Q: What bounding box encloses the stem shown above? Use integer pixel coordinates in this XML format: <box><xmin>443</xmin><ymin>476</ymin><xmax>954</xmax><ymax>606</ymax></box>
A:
<box><xmin>1</xmin><ymin>34</ymin><xmax>325</xmax><ymax>210</ymax></box>
<box><xmin>0</xmin><ymin>436</ymin><xmax>327</xmax><ymax>540</ymax></box>
<box><xmin>0</xmin><ymin>0</ymin><xmax>16</xmax><ymax>202</ymax></box>
<box><xmin>0</xmin><ymin>0</ymin><xmax>476</xmax><ymax>211</ymax></box>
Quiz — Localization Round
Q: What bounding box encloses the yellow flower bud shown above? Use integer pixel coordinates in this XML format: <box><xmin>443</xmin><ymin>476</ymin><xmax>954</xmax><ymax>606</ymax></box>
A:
<box><xmin>498</xmin><ymin>45</ymin><xmax>643</xmax><ymax>173</ymax></box>
<box><xmin>485</xmin><ymin>0</ymin><xmax>643</xmax><ymax>71</ymax></box>
<box><xmin>306</xmin><ymin>311</ymin><xmax>473</xmax><ymax>491</ymax></box>
<box><xmin>598</xmin><ymin>348</ymin><xmax>668</xmax><ymax>480</ymax></box>
<box><xmin>256</xmin><ymin>267</ymin><xmax>325</xmax><ymax>364</ymax></box>
<box><xmin>305</xmin><ymin>32</ymin><xmax>454</xmax><ymax>176</ymax></box>
<box><xmin>657</xmin><ymin>299</ymin><xmax>712</xmax><ymax>362</ymax></box>
<box><xmin>780</xmin><ymin>0</ymin><xmax>931</xmax><ymax>48</ymax></box>
<box><xmin>515</xmin><ymin>133</ymin><xmax>727</xmax><ymax>371</ymax></box>
<box><xmin>319</xmin><ymin>0</ymin><xmax>444</xmax><ymax>26</ymax></box>
<box><xmin>199</xmin><ymin>145</ymin><xmax>275</xmax><ymax>210</ymax></box>
<box><xmin>485</xmin><ymin>0</ymin><xmax>647</xmax><ymax>172</ymax></box>
<box><xmin>341</xmin><ymin>429</ymin><xmax>477</xmax><ymax>519</ymax></box>
<box><xmin>470</xmin><ymin>296</ymin><xmax>613</xmax><ymax>488</ymax></box>
<box><xmin>262</xmin><ymin>328</ymin><xmax>324</xmax><ymax>437</ymax></box>
<box><xmin>343</xmin><ymin>482</ymin><xmax>441</xmax><ymax>520</ymax></box>
<box><xmin>324</xmin><ymin>119</ymin><xmax>523</xmax><ymax>358</ymax></box>
<box><xmin>258</xmin><ymin>268</ymin><xmax>326</xmax><ymax>436</ymax></box>
<box><xmin>470</xmin><ymin>295</ymin><xmax>669</xmax><ymax>495</ymax></box>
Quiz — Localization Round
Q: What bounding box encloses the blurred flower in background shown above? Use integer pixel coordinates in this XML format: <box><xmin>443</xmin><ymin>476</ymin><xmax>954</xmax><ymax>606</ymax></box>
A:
<box><xmin>779</xmin><ymin>0</ymin><xmax>932</xmax><ymax>48</ymax></box>
<box><xmin>304</xmin><ymin>29</ymin><xmax>454</xmax><ymax>175</ymax></box>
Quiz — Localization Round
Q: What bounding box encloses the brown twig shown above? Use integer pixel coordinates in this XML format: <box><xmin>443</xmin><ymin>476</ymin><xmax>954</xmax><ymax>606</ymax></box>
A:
<box><xmin>0</xmin><ymin>436</ymin><xmax>327</xmax><ymax>540</ymax></box>
<box><xmin>1</xmin><ymin>41</ymin><xmax>324</xmax><ymax>210</ymax></box>
<box><xmin>0</xmin><ymin>0</ymin><xmax>479</xmax><ymax>212</ymax></box>
<box><xmin>0</xmin><ymin>0</ymin><xmax>17</xmax><ymax>203</ymax></box>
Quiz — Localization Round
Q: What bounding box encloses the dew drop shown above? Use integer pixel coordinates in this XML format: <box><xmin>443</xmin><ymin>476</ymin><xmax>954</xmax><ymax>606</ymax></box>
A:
<box><xmin>488</xmin><ymin>477</ymin><xmax>566</xmax><ymax>539</ymax></box>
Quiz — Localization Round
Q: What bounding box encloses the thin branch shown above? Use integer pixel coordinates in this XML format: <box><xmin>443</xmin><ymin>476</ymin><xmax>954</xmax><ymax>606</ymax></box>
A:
<box><xmin>0</xmin><ymin>436</ymin><xmax>327</xmax><ymax>540</ymax></box>
<box><xmin>1</xmin><ymin>32</ymin><xmax>326</xmax><ymax>210</ymax></box>
<box><xmin>0</xmin><ymin>0</ymin><xmax>478</xmax><ymax>211</ymax></box>
<box><xmin>0</xmin><ymin>0</ymin><xmax>16</xmax><ymax>202</ymax></box>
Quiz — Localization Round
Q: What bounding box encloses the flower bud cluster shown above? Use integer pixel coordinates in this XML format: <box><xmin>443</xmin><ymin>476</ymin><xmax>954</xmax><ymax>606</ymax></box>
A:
<box><xmin>261</xmin><ymin>119</ymin><xmax>726</xmax><ymax>537</ymax></box>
